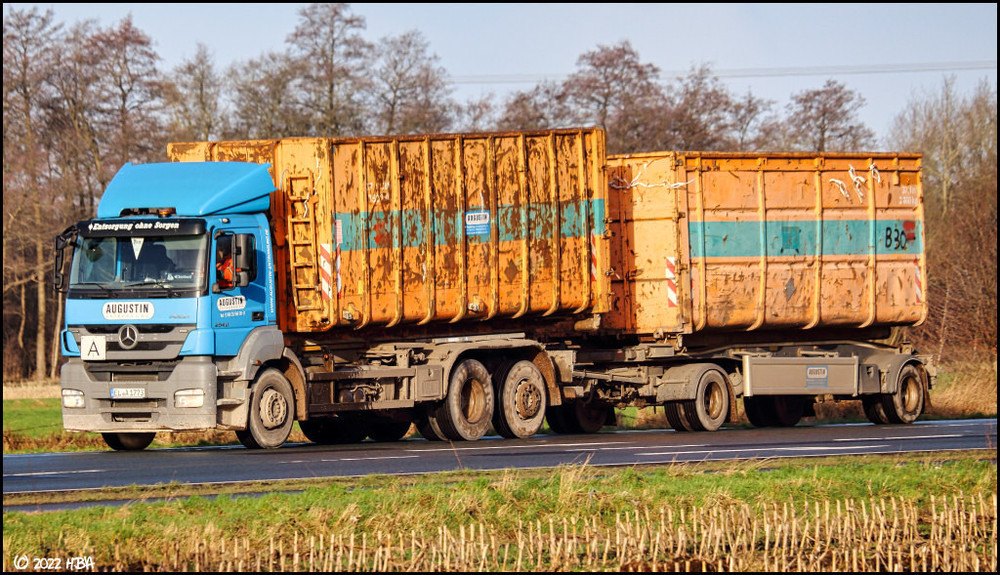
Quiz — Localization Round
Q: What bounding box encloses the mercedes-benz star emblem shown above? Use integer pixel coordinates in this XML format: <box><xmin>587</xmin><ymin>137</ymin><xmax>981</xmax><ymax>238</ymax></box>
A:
<box><xmin>118</xmin><ymin>324</ymin><xmax>139</xmax><ymax>350</ymax></box>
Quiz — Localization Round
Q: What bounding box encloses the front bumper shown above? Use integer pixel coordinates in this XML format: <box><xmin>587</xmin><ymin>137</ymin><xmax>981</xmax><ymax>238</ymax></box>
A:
<box><xmin>60</xmin><ymin>356</ymin><xmax>218</xmax><ymax>433</ymax></box>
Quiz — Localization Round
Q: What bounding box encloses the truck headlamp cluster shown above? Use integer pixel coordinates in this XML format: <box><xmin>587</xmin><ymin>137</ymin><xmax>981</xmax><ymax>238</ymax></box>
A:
<box><xmin>174</xmin><ymin>388</ymin><xmax>205</xmax><ymax>408</ymax></box>
<box><xmin>62</xmin><ymin>389</ymin><xmax>85</xmax><ymax>409</ymax></box>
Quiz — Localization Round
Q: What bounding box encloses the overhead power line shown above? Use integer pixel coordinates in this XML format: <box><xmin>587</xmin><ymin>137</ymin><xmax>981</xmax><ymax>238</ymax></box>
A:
<box><xmin>449</xmin><ymin>60</ymin><xmax>998</xmax><ymax>86</ymax></box>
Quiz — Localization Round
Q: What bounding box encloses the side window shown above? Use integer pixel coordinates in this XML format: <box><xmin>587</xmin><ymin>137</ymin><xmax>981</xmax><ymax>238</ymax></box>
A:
<box><xmin>215</xmin><ymin>232</ymin><xmax>256</xmax><ymax>290</ymax></box>
<box><xmin>215</xmin><ymin>234</ymin><xmax>235</xmax><ymax>290</ymax></box>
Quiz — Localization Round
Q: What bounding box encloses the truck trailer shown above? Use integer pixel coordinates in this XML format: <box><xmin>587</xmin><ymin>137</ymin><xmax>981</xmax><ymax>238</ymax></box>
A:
<box><xmin>54</xmin><ymin>128</ymin><xmax>933</xmax><ymax>450</ymax></box>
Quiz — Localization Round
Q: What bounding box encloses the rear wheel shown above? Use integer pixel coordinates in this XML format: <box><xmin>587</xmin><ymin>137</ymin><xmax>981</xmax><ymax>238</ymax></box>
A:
<box><xmin>492</xmin><ymin>360</ymin><xmax>547</xmax><ymax>439</ymax></box>
<box><xmin>369</xmin><ymin>416</ymin><xmax>413</xmax><ymax>442</ymax></box>
<box><xmin>433</xmin><ymin>359</ymin><xmax>494</xmax><ymax>441</ymax></box>
<box><xmin>664</xmin><ymin>401</ymin><xmax>694</xmax><ymax>432</ymax></box>
<box><xmin>102</xmin><ymin>432</ymin><xmax>155</xmax><ymax>451</ymax></box>
<box><xmin>574</xmin><ymin>401</ymin><xmax>609</xmax><ymax>434</ymax></box>
<box><xmin>299</xmin><ymin>416</ymin><xmax>370</xmax><ymax>444</ymax></box>
<box><xmin>881</xmin><ymin>364</ymin><xmax>925</xmax><ymax>424</ymax></box>
<box><xmin>862</xmin><ymin>396</ymin><xmax>890</xmax><ymax>424</ymax></box>
<box><xmin>237</xmin><ymin>368</ymin><xmax>295</xmax><ymax>449</ymax></box>
<box><xmin>742</xmin><ymin>396</ymin><xmax>775</xmax><ymax>427</ymax></box>
<box><xmin>683</xmin><ymin>370</ymin><xmax>730</xmax><ymax>432</ymax></box>
<box><xmin>770</xmin><ymin>395</ymin><xmax>806</xmax><ymax>427</ymax></box>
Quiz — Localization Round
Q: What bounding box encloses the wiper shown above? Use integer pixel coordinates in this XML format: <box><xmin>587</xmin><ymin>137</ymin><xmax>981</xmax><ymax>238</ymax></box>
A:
<box><xmin>124</xmin><ymin>279</ymin><xmax>172</xmax><ymax>288</ymax></box>
<box><xmin>124</xmin><ymin>279</ymin><xmax>187</xmax><ymax>297</ymax></box>
<box><xmin>70</xmin><ymin>281</ymin><xmax>114</xmax><ymax>294</ymax></box>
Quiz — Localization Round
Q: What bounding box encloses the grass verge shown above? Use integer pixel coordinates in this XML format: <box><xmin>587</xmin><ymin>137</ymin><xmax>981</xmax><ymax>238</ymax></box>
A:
<box><xmin>3</xmin><ymin>452</ymin><xmax>996</xmax><ymax>571</ymax></box>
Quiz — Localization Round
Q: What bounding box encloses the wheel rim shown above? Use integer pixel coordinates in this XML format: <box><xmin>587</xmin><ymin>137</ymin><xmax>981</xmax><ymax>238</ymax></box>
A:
<box><xmin>704</xmin><ymin>380</ymin><xmax>725</xmax><ymax>421</ymax></box>
<box><xmin>461</xmin><ymin>376</ymin><xmax>488</xmax><ymax>424</ymax></box>
<box><xmin>514</xmin><ymin>378</ymin><xmax>543</xmax><ymax>420</ymax></box>
<box><xmin>260</xmin><ymin>387</ymin><xmax>289</xmax><ymax>429</ymax></box>
<box><xmin>900</xmin><ymin>375</ymin><xmax>921</xmax><ymax>414</ymax></box>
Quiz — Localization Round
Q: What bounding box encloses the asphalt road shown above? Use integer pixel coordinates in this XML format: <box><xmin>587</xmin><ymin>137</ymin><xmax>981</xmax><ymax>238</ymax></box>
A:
<box><xmin>4</xmin><ymin>418</ymin><xmax>995</xmax><ymax>500</ymax></box>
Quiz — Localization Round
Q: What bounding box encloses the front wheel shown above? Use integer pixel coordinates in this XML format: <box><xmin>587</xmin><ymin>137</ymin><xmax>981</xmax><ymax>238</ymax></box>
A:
<box><xmin>102</xmin><ymin>432</ymin><xmax>155</xmax><ymax>451</ymax></box>
<box><xmin>237</xmin><ymin>368</ymin><xmax>295</xmax><ymax>449</ymax></box>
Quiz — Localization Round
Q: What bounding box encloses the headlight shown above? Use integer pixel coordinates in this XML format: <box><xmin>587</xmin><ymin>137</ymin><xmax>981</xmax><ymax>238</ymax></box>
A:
<box><xmin>62</xmin><ymin>389</ymin><xmax>85</xmax><ymax>409</ymax></box>
<box><xmin>174</xmin><ymin>388</ymin><xmax>205</xmax><ymax>408</ymax></box>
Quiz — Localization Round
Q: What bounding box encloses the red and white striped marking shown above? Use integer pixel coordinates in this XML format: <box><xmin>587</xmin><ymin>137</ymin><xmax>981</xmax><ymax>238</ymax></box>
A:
<box><xmin>319</xmin><ymin>243</ymin><xmax>334</xmax><ymax>301</ymax></box>
<box><xmin>665</xmin><ymin>257</ymin><xmax>678</xmax><ymax>307</ymax></box>
<box><xmin>914</xmin><ymin>259</ymin><xmax>923</xmax><ymax>303</ymax></box>
<box><xmin>590</xmin><ymin>232</ymin><xmax>598</xmax><ymax>282</ymax></box>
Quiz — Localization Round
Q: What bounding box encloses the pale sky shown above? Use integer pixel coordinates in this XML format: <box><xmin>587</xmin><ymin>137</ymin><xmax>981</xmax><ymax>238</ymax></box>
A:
<box><xmin>6</xmin><ymin>3</ymin><xmax>997</xmax><ymax>144</ymax></box>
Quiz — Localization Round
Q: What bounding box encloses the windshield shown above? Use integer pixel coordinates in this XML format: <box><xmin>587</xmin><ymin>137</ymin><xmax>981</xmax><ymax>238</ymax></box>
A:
<box><xmin>69</xmin><ymin>235</ymin><xmax>207</xmax><ymax>296</ymax></box>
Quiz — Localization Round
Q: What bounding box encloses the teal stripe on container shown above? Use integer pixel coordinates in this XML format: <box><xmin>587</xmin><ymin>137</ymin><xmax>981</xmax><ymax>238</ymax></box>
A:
<box><xmin>334</xmin><ymin>199</ymin><xmax>606</xmax><ymax>250</ymax></box>
<box><xmin>688</xmin><ymin>220</ymin><xmax>923</xmax><ymax>258</ymax></box>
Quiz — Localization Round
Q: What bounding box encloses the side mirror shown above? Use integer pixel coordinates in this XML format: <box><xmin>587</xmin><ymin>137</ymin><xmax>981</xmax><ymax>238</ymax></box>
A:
<box><xmin>53</xmin><ymin>225</ymin><xmax>79</xmax><ymax>293</ymax></box>
<box><xmin>233</xmin><ymin>234</ymin><xmax>254</xmax><ymax>288</ymax></box>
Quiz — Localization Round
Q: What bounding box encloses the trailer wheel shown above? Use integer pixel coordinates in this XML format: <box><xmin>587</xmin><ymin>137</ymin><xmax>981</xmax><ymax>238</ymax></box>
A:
<box><xmin>770</xmin><ymin>396</ymin><xmax>805</xmax><ymax>427</ymax></box>
<box><xmin>742</xmin><ymin>396</ymin><xmax>803</xmax><ymax>427</ymax></box>
<box><xmin>102</xmin><ymin>432</ymin><xmax>155</xmax><ymax>451</ymax></box>
<box><xmin>434</xmin><ymin>359</ymin><xmax>494</xmax><ymax>441</ymax></box>
<box><xmin>369</xmin><ymin>416</ymin><xmax>413</xmax><ymax>442</ymax></box>
<box><xmin>492</xmin><ymin>360</ymin><xmax>547</xmax><ymax>439</ymax></box>
<box><xmin>236</xmin><ymin>368</ymin><xmax>294</xmax><ymax>449</ymax></box>
<box><xmin>881</xmin><ymin>364</ymin><xmax>925</xmax><ymax>424</ymax></box>
<box><xmin>862</xmin><ymin>397</ymin><xmax>890</xmax><ymax>424</ymax></box>
<box><xmin>742</xmin><ymin>396</ymin><xmax>775</xmax><ymax>427</ymax></box>
<box><xmin>664</xmin><ymin>401</ymin><xmax>694</xmax><ymax>432</ymax></box>
<box><xmin>683</xmin><ymin>370</ymin><xmax>730</xmax><ymax>432</ymax></box>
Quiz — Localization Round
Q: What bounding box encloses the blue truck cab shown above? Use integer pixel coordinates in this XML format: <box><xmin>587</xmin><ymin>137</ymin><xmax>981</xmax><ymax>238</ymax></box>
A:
<box><xmin>55</xmin><ymin>161</ymin><xmax>288</xmax><ymax>451</ymax></box>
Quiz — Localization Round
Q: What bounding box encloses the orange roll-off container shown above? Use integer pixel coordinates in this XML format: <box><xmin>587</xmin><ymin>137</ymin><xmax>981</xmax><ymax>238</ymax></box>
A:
<box><xmin>603</xmin><ymin>151</ymin><xmax>926</xmax><ymax>340</ymax></box>
<box><xmin>168</xmin><ymin>129</ymin><xmax>611</xmax><ymax>335</ymax></box>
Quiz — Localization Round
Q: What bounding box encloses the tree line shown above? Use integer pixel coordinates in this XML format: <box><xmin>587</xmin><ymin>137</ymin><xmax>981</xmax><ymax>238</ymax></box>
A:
<box><xmin>3</xmin><ymin>4</ymin><xmax>996</xmax><ymax>381</ymax></box>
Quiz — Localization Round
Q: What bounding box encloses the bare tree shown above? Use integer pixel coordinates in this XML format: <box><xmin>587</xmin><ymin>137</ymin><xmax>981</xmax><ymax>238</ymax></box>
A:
<box><xmin>163</xmin><ymin>43</ymin><xmax>226</xmax><ymax>142</ymax></box>
<box><xmin>729</xmin><ymin>89</ymin><xmax>776</xmax><ymax>151</ymax></box>
<box><xmin>783</xmin><ymin>79</ymin><xmax>875</xmax><ymax>152</ymax></box>
<box><xmin>663</xmin><ymin>64</ymin><xmax>733</xmax><ymax>151</ymax></box>
<box><xmin>286</xmin><ymin>2</ymin><xmax>371</xmax><ymax>136</ymax></box>
<box><xmin>497</xmin><ymin>81</ymin><xmax>573</xmax><ymax>131</ymax></box>
<box><xmin>228</xmin><ymin>51</ymin><xmax>309</xmax><ymax>139</ymax></box>
<box><xmin>369</xmin><ymin>30</ymin><xmax>454</xmax><ymax>135</ymax></box>
<box><xmin>455</xmin><ymin>93</ymin><xmax>499</xmax><ymax>132</ymax></box>
<box><xmin>3</xmin><ymin>6</ymin><xmax>61</xmax><ymax>380</ymax></box>
<box><xmin>561</xmin><ymin>40</ymin><xmax>666</xmax><ymax>153</ymax></box>
<box><xmin>90</xmin><ymin>15</ymin><xmax>165</xmax><ymax>165</ymax></box>
<box><xmin>890</xmin><ymin>76</ymin><xmax>997</xmax><ymax>362</ymax></box>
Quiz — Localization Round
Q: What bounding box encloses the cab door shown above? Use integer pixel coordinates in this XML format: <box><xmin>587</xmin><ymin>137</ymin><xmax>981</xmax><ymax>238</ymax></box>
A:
<box><xmin>211</xmin><ymin>229</ymin><xmax>270</xmax><ymax>356</ymax></box>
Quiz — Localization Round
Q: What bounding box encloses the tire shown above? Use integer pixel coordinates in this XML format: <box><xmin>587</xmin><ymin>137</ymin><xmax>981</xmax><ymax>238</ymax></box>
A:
<box><xmin>415</xmin><ymin>408</ymin><xmax>446</xmax><ymax>441</ymax></box>
<box><xmin>545</xmin><ymin>404</ymin><xmax>576</xmax><ymax>434</ymax></box>
<box><xmin>238</xmin><ymin>368</ymin><xmax>295</xmax><ymax>449</ymax></box>
<box><xmin>742</xmin><ymin>396</ymin><xmax>775</xmax><ymax>427</ymax></box>
<box><xmin>862</xmin><ymin>396</ymin><xmax>890</xmax><ymax>424</ymax></box>
<box><xmin>664</xmin><ymin>401</ymin><xmax>694</xmax><ymax>432</ymax></box>
<box><xmin>742</xmin><ymin>395</ymin><xmax>804</xmax><ymax>427</ymax></box>
<box><xmin>492</xmin><ymin>360</ymin><xmax>547</xmax><ymax>439</ymax></box>
<box><xmin>434</xmin><ymin>359</ymin><xmax>495</xmax><ymax>441</ymax></box>
<box><xmin>299</xmin><ymin>417</ymin><xmax>370</xmax><ymax>444</ymax></box>
<box><xmin>881</xmin><ymin>364</ymin><xmax>925</xmax><ymax>424</ymax></box>
<box><xmin>770</xmin><ymin>395</ymin><xmax>805</xmax><ymax>427</ymax></box>
<box><xmin>369</xmin><ymin>416</ymin><xmax>413</xmax><ymax>442</ymax></box>
<box><xmin>683</xmin><ymin>370</ymin><xmax>730</xmax><ymax>432</ymax></box>
<box><xmin>573</xmin><ymin>400</ymin><xmax>608</xmax><ymax>434</ymax></box>
<box><xmin>102</xmin><ymin>432</ymin><xmax>155</xmax><ymax>451</ymax></box>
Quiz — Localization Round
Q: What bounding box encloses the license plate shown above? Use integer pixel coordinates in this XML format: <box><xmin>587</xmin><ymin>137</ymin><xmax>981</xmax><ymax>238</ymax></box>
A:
<box><xmin>111</xmin><ymin>387</ymin><xmax>146</xmax><ymax>399</ymax></box>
